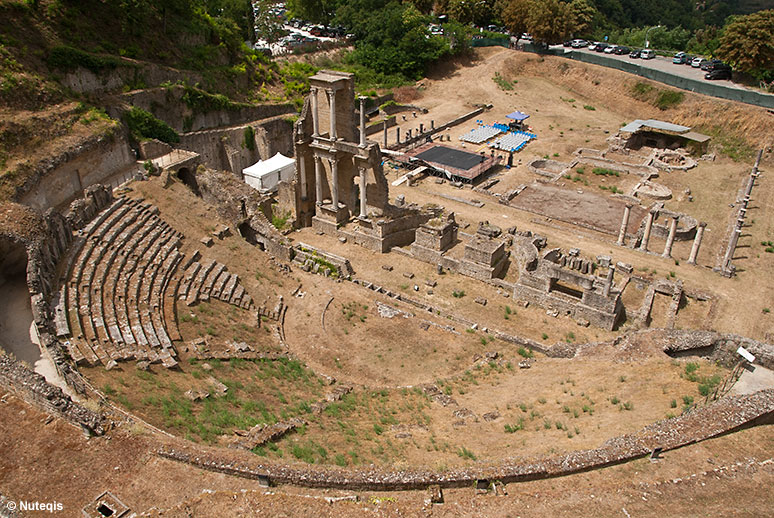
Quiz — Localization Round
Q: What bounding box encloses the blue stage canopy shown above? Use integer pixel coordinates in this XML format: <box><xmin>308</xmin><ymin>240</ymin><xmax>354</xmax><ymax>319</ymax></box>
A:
<box><xmin>506</xmin><ymin>111</ymin><xmax>529</xmax><ymax>121</ymax></box>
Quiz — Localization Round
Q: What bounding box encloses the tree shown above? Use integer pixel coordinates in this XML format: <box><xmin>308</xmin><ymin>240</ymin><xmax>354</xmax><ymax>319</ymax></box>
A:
<box><xmin>337</xmin><ymin>0</ymin><xmax>449</xmax><ymax>79</ymax></box>
<box><xmin>446</xmin><ymin>0</ymin><xmax>498</xmax><ymax>26</ymax></box>
<box><xmin>527</xmin><ymin>0</ymin><xmax>574</xmax><ymax>44</ymax></box>
<box><xmin>404</xmin><ymin>0</ymin><xmax>435</xmax><ymax>14</ymax></box>
<box><xmin>569</xmin><ymin>0</ymin><xmax>596</xmax><ymax>35</ymax></box>
<box><xmin>716</xmin><ymin>10</ymin><xmax>774</xmax><ymax>81</ymax></box>
<box><xmin>254</xmin><ymin>0</ymin><xmax>285</xmax><ymax>43</ymax></box>
<box><xmin>499</xmin><ymin>0</ymin><xmax>531</xmax><ymax>38</ymax></box>
<box><xmin>286</xmin><ymin>0</ymin><xmax>344</xmax><ymax>24</ymax></box>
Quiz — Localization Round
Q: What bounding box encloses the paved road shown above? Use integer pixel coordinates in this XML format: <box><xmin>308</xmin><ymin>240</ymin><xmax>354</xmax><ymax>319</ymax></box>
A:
<box><xmin>549</xmin><ymin>45</ymin><xmax>748</xmax><ymax>92</ymax></box>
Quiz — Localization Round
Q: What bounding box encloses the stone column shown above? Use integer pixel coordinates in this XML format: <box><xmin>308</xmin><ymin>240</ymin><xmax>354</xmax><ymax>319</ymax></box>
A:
<box><xmin>723</xmin><ymin>227</ymin><xmax>742</xmax><ymax>272</ymax></box>
<box><xmin>330</xmin><ymin>157</ymin><xmax>339</xmax><ymax>208</ymax></box>
<box><xmin>603</xmin><ymin>266</ymin><xmax>615</xmax><ymax>298</ymax></box>
<box><xmin>431</xmin><ymin>120</ymin><xmax>435</xmax><ymax>130</ymax></box>
<box><xmin>299</xmin><ymin>153</ymin><xmax>308</xmax><ymax>200</ymax></box>
<box><xmin>311</xmin><ymin>87</ymin><xmax>319</xmax><ymax>137</ymax></box>
<box><xmin>687</xmin><ymin>222</ymin><xmax>706</xmax><ymax>264</ymax></box>
<box><xmin>314</xmin><ymin>155</ymin><xmax>322</xmax><ymax>206</ymax></box>
<box><xmin>617</xmin><ymin>204</ymin><xmax>632</xmax><ymax>246</ymax></box>
<box><xmin>639</xmin><ymin>210</ymin><xmax>655</xmax><ymax>252</ymax></box>
<box><xmin>396</xmin><ymin>127</ymin><xmax>400</xmax><ymax>144</ymax></box>
<box><xmin>359</xmin><ymin>167</ymin><xmax>367</xmax><ymax>219</ymax></box>
<box><xmin>662</xmin><ymin>216</ymin><xmax>678</xmax><ymax>258</ymax></box>
<box><xmin>383</xmin><ymin>120</ymin><xmax>388</xmax><ymax>147</ymax></box>
<box><xmin>359</xmin><ymin>97</ymin><xmax>367</xmax><ymax>147</ymax></box>
<box><xmin>327</xmin><ymin>89</ymin><xmax>336</xmax><ymax>140</ymax></box>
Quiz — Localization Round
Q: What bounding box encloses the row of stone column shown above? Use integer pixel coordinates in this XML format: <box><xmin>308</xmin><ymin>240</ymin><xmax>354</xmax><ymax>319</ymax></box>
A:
<box><xmin>617</xmin><ymin>204</ymin><xmax>706</xmax><ymax>264</ymax></box>
<box><xmin>310</xmin><ymin>86</ymin><xmax>337</xmax><ymax>140</ymax></box>
<box><xmin>299</xmin><ymin>154</ymin><xmax>368</xmax><ymax>219</ymax></box>
<box><xmin>721</xmin><ymin>149</ymin><xmax>762</xmax><ymax>276</ymax></box>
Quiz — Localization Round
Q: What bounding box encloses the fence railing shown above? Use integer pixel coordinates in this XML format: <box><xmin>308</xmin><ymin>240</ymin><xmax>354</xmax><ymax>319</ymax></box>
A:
<box><xmin>519</xmin><ymin>45</ymin><xmax>774</xmax><ymax>110</ymax></box>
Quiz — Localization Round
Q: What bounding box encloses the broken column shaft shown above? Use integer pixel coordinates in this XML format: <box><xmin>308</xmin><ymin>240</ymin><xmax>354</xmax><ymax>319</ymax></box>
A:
<box><xmin>687</xmin><ymin>222</ymin><xmax>706</xmax><ymax>264</ymax></box>
<box><xmin>617</xmin><ymin>204</ymin><xmax>632</xmax><ymax>246</ymax></box>
<box><xmin>639</xmin><ymin>210</ymin><xmax>656</xmax><ymax>252</ymax></box>
<box><xmin>662</xmin><ymin>217</ymin><xmax>678</xmax><ymax>258</ymax></box>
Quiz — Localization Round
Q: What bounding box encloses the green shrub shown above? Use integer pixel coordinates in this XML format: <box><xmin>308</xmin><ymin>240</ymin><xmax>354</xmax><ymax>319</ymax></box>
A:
<box><xmin>243</xmin><ymin>126</ymin><xmax>255</xmax><ymax>150</ymax></box>
<box><xmin>46</xmin><ymin>45</ymin><xmax>121</xmax><ymax>73</ymax></box>
<box><xmin>457</xmin><ymin>446</ymin><xmax>476</xmax><ymax>460</ymax></box>
<box><xmin>181</xmin><ymin>85</ymin><xmax>241</xmax><ymax>113</ymax></box>
<box><xmin>655</xmin><ymin>90</ymin><xmax>684</xmax><ymax>110</ymax></box>
<box><xmin>123</xmin><ymin>107</ymin><xmax>179</xmax><ymax>144</ymax></box>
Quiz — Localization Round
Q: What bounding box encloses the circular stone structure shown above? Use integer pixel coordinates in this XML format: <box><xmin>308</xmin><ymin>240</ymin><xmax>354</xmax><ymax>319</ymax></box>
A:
<box><xmin>634</xmin><ymin>180</ymin><xmax>672</xmax><ymax>200</ymax></box>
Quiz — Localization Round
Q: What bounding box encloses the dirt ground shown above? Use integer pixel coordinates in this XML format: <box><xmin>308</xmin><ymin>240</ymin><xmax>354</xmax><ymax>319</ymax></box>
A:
<box><xmin>508</xmin><ymin>182</ymin><xmax>648</xmax><ymax>235</ymax></box>
<box><xmin>2</xmin><ymin>47</ymin><xmax>774</xmax><ymax>516</ymax></box>
<box><xmin>377</xmin><ymin>47</ymin><xmax>773</xmax><ymax>341</ymax></box>
<box><xmin>0</xmin><ymin>389</ymin><xmax>772</xmax><ymax>517</ymax></box>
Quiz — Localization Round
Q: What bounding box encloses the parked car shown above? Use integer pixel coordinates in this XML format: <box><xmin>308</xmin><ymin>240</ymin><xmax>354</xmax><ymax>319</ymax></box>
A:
<box><xmin>692</xmin><ymin>57</ymin><xmax>705</xmax><ymax>68</ymax></box>
<box><xmin>640</xmin><ymin>49</ymin><xmax>655</xmax><ymax>59</ymax></box>
<box><xmin>629</xmin><ymin>49</ymin><xmax>641</xmax><ymax>58</ymax></box>
<box><xmin>603</xmin><ymin>44</ymin><xmax>616</xmax><ymax>53</ymax></box>
<box><xmin>594</xmin><ymin>43</ymin><xmax>610</xmax><ymax>52</ymax></box>
<box><xmin>705</xmin><ymin>65</ymin><xmax>732</xmax><ymax>80</ymax></box>
<box><xmin>614</xmin><ymin>46</ymin><xmax>630</xmax><ymax>55</ymax></box>
<box><xmin>703</xmin><ymin>59</ymin><xmax>726</xmax><ymax>71</ymax></box>
<box><xmin>563</xmin><ymin>40</ymin><xmax>573</xmax><ymax>47</ymax></box>
<box><xmin>673</xmin><ymin>51</ymin><xmax>687</xmax><ymax>64</ymax></box>
<box><xmin>571</xmin><ymin>39</ymin><xmax>588</xmax><ymax>48</ymax></box>
<box><xmin>683</xmin><ymin>54</ymin><xmax>696</xmax><ymax>65</ymax></box>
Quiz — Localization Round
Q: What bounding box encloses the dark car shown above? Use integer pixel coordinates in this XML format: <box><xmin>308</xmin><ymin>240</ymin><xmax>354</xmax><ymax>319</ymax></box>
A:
<box><xmin>593</xmin><ymin>43</ymin><xmax>609</xmax><ymax>52</ymax></box>
<box><xmin>703</xmin><ymin>59</ymin><xmax>727</xmax><ymax>71</ymax></box>
<box><xmin>705</xmin><ymin>66</ymin><xmax>732</xmax><ymax>80</ymax></box>
<box><xmin>563</xmin><ymin>40</ymin><xmax>573</xmax><ymax>47</ymax></box>
<box><xmin>629</xmin><ymin>49</ymin><xmax>641</xmax><ymax>58</ymax></box>
<box><xmin>614</xmin><ymin>46</ymin><xmax>630</xmax><ymax>55</ymax></box>
<box><xmin>683</xmin><ymin>54</ymin><xmax>695</xmax><ymax>65</ymax></box>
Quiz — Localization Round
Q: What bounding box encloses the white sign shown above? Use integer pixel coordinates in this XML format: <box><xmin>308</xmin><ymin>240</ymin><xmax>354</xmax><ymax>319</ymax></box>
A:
<box><xmin>737</xmin><ymin>346</ymin><xmax>755</xmax><ymax>363</ymax></box>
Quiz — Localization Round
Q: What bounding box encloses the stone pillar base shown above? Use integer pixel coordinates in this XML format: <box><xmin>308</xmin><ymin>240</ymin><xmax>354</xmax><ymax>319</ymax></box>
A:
<box><xmin>312</xmin><ymin>203</ymin><xmax>349</xmax><ymax>235</ymax></box>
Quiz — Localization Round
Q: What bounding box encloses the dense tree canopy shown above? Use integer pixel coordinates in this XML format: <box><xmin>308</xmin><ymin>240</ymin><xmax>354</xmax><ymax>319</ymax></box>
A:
<box><xmin>336</xmin><ymin>0</ymin><xmax>450</xmax><ymax>79</ymax></box>
<box><xmin>716</xmin><ymin>9</ymin><xmax>774</xmax><ymax>80</ymax></box>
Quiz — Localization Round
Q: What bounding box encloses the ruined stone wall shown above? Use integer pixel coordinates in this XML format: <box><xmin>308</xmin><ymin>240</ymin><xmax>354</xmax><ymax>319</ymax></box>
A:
<box><xmin>513</xmin><ymin>282</ymin><xmax>618</xmax><ymax>329</ymax></box>
<box><xmin>196</xmin><ymin>168</ymin><xmax>292</xmax><ymax>261</ymax></box>
<box><xmin>177</xmin><ymin>117</ymin><xmax>294</xmax><ymax>175</ymax></box>
<box><xmin>0</xmin><ymin>354</ymin><xmax>104</xmax><ymax>435</ymax></box>
<box><xmin>115</xmin><ymin>86</ymin><xmax>296</xmax><ymax>133</ymax></box>
<box><xmin>655</xmin><ymin>329</ymin><xmax>774</xmax><ymax>369</ymax></box>
<box><xmin>156</xmin><ymin>389</ymin><xmax>774</xmax><ymax>490</ymax></box>
<box><xmin>17</xmin><ymin>132</ymin><xmax>133</xmax><ymax>210</ymax></box>
<box><xmin>0</xmin><ymin>188</ymin><xmax>115</xmax><ymax>401</ymax></box>
<box><xmin>59</xmin><ymin>61</ymin><xmax>203</xmax><ymax>97</ymax></box>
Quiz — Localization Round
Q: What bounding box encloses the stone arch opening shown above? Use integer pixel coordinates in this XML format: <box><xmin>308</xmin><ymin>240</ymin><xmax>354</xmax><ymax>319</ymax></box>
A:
<box><xmin>238</xmin><ymin>221</ymin><xmax>258</xmax><ymax>246</ymax></box>
<box><xmin>177</xmin><ymin>167</ymin><xmax>200</xmax><ymax>196</ymax></box>
<box><xmin>0</xmin><ymin>237</ymin><xmax>40</xmax><ymax>364</ymax></box>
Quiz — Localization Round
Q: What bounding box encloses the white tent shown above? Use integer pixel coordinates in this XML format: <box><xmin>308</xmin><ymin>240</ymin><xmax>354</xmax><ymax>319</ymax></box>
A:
<box><xmin>242</xmin><ymin>153</ymin><xmax>296</xmax><ymax>192</ymax></box>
